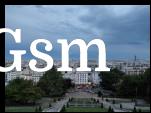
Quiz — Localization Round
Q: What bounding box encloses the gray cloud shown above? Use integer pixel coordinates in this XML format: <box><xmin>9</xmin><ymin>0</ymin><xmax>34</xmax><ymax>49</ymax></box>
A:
<box><xmin>5</xmin><ymin>5</ymin><xmax>150</xmax><ymax>60</ymax></box>
<box><xmin>79</xmin><ymin>5</ymin><xmax>150</xmax><ymax>45</ymax></box>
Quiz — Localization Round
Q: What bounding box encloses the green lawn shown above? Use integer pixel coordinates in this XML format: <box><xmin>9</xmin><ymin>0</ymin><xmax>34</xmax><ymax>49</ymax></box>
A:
<box><xmin>65</xmin><ymin>107</ymin><xmax>107</xmax><ymax>112</ymax></box>
<box><xmin>5</xmin><ymin>106</ymin><xmax>35</xmax><ymax>112</ymax></box>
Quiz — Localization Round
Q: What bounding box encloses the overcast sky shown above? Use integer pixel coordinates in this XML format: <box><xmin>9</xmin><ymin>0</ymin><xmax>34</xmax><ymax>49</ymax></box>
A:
<box><xmin>5</xmin><ymin>5</ymin><xmax>150</xmax><ymax>60</ymax></box>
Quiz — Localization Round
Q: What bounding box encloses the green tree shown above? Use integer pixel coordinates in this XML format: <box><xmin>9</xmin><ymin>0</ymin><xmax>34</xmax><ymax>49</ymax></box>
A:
<box><xmin>66</xmin><ymin>102</ymin><xmax>69</xmax><ymax>108</ymax></box>
<box><xmin>117</xmin><ymin>75</ymin><xmax>139</xmax><ymax>98</ymax></box>
<box><xmin>143</xmin><ymin>68</ymin><xmax>150</xmax><ymax>102</ymax></box>
<box><xmin>101</xmin><ymin>103</ymin><xmax>104</xmax><ymax>108</ymax></box>
<box><xmin>117</xmin><ymin>68</ymin><xmax>150</xmax><ymax>100</ymax></box>
<box><xmin>120</xmin><ymin>104</ymin><xmax>122</xmax><ymax>109</ymax></box>
<box><xmin>111</xmin><ymin>108</ymin><xmax>114</xmax><ymax>112</ymax></box>
<box><xmin>38</xmin><ymin>106</ymin><xmax>42</xmax><ymax>112</ymax></box>
<box><xmin>37</xmin><ymin>67</ymin><xmax>66</xmax><ymax>97</ymax></box>
<box><xmin>133</xmin><ymin>107</ymin><xmax>137</xmax><ymax>112</ymax></box>
<box><xmin>63</xmin><ymin>78</ymin><xmax>74</xmax><ymax>89</ymax></box>
<box><xmin>49</xmin><ymin>103</ymin><xmax>52</xmax><ymax>107</ymax></box>
<box><xmin>98</xmin><ymin>91</ymin><xmax>103</xmax><ymax>97</ymax></box>
<box><xmin>35</xmin><ymin>106</ymin><xmax>39</xmax><ymax>112</ymax></box>
<box><xmin>5</xmin><ymin>78</ymin><xmax>42</xmax><ymax>105</ymax></box>
<box><xmin>108</xmin><ymin>106</ymin><xmax>112</xmax><ymax>112</ymax></box>
<box><xmin>100</xmin><ymin>68</ymin><xmax>124</xmax><ymax>91</ymax></box>
<box><xmin>61</xmin><ymin>105</ymin><xmax>66</xmax><ymax>112</ymax></box>
<box><xmin>112</xmin><ymin>100</ymin><xmax>115</xmax><ymax>104</ymax></box>
<box><xmin>138</xmin><ymin>109</ymin><xmax>142</xmax><ymax>112</ymax></box>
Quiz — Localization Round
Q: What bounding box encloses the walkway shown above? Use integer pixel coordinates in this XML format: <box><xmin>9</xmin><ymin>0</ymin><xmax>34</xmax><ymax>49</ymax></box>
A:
<box><xmin>43</xmin><ymin>98</ymin><xmax>68</xmax><ymax>112</ymax></box>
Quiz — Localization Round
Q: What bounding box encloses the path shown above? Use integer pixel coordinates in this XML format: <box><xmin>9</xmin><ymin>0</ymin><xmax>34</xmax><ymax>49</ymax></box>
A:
<box><xmin>43</xmin><ymin>98</ymin><xmax>68</xmax><ymax>112</ymax></box>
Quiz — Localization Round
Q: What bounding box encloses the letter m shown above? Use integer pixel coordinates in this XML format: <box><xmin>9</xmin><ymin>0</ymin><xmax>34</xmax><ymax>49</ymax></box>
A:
<box><xmin>57</xmin><ymin>39</ymin><xmax>110</xmax><ymax>72</ymax></box>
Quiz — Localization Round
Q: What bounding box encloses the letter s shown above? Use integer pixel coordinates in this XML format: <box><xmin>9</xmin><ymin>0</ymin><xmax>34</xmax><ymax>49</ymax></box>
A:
<box><xmin>29</xmin><ymin>39</ymin><xmax>53</xmax><ymax>72</ymax></box>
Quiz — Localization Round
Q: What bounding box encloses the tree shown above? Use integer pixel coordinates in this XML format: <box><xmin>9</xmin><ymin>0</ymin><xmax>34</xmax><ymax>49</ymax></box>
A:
<box><xmin>108</xmin><ymin>106</ymin><xmax>112</xmax><ymax>112</ymax></box>
<box><xmin>101</xmin><ymin>103</ymin><xmax>104</xmax><ymax>108</ymax></box>
<box><xmin>111</xmin><ymin>108</ymin><xmax>114</xmax><ymax>112</ymax></box>
<box><xmin>120</xmin><ymin>104</ymin><xmax>122</xmax><ymax>109</ymax></box>
<box><xmin>102</xmin><ymin>96</ymin><xmax>104</xmax><ymax>100</ymax></box>
<box><xmin>66</xmin><ymin>102</ymin><xmax>69</xmax><ymax>108</ymax></box>
<box><xmin>117</xmin><ymin>68</ymin><xmax>150</xmax><ymax>100</ymax></box>
<box><xmin>143</xmin><ymin>68</ymin><xmax>150</xmax><ymax>102</ymax></box>
<box><xmin>5</xmin><ymin>78</ymin><xmax>42</xmax><ymax>105</ymax></box>
<box><xmin>119</xmin><ymin>75</ymin><xmax>139</xmax><ymax>98</ymax></box>
<box><xmin>37</xmin><ymin>67</ymin><xmax>67</xmax><ymax>97</ymax></box>
<box><xmin>138</xmin><ymin>109</ymin><xmax>142</xmax><ymax>112</ymax></box>
<box><xmin>63</xmin><ymin>78</ymin><xmax>74</xmax><ymax>89</ymax></box>
<box><xmin>49</xmin><ymin>103</ymin><xmax>52</xmax><ymax>107</ymax></box>
<box><xmin>112</xmin><ymin>100</ymin><xmax>115</xmax><ymax>104</ymax></box>
<box><xmin>61</xmin><ymin>105</ymin><xmax>66</xmax><ymax>112</ymax></box>
<box><xmin>53</xmin><ymin>98</ymin><xmax>56</xmax><ymax>102</ymax></box>
<box><xmin>38</xmin><ymin>106</ymin><xmax>42</xmax><ymax>112</ymax></box>
<box><xmin>133</xmin><ymin>107</ymin><xmax>137</xmax><ymax>112</ymax></box>
<box><xmin>98</xmin><ymin>91</ymin><xmax>103</xmax><ymax>97</ymax></box>
<box><xmin>100</xmin><ymin>68</ymin><xmax>124</xmax><ymax>91</ymax></box>
<box><xmin>35</xmin><ymin>107</ymin><xmax>39</xmax><ymax>112</ymax></box>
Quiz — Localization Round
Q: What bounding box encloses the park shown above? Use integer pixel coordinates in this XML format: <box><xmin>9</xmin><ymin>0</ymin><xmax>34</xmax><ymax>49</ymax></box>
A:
<box><xmin>5</xmin><ymin>66</ymin><xmax>150</xmax><ymax>112</ymax></box>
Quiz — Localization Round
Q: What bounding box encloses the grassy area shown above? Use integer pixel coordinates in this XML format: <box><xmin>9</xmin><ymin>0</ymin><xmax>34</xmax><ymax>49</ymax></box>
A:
<box><xmin>65</xmin><ymin>107</ymin><xmax>107</xmax><ymax>112</ymax></box>
<box><xmin>65</xmin><ymin>98</ymin><xmax>108</xmax><ymax>112</ymax></box>
<box><xmin>71</xmin><ymin>98</ymin><xmax>95</xmax><ymax>104</ymax></box>
<box><xmin>5</xmin><ymin>106</ymin><xmax>35</xmax><ymax>112</ymax></box>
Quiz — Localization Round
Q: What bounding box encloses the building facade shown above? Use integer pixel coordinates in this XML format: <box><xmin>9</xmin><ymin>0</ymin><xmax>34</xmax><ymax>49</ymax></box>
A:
<box><xmin>5</xmin><ymin>58</ymin><xmax>150</xmax><ymax>86</ymax></box>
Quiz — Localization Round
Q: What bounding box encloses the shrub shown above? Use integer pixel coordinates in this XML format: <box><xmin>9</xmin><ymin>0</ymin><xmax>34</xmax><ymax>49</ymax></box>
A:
<box><xmin>61</xmin><ymin>105</ymin><xmax>66</xmax><ymax>112</ymax></box>
<box><xmin>133</xmin><ymin>107</ymin><xmax>137</xmax><ymax>112</ymax></box>
<box><xmin>138</xmin><ymin>109</ymin><xmax>142</xmax><ymax>112</ymax></box>
<box><xmin>66</xmin><ymin>102</ymin><xmax>69</xmax><ymax>108</ymax></box>
<box><xmin>53</xmin><ymin>98</ymin><xmax>56</xmax><ymax>102</ymax></box>
<box><xmin>106</xmin><ymin>99</ymin><xmax>109</xmax><ymax>102</ymax></box>
<box><xmin>35</xmin><ymin>107</ymin><xmax>39</xmax><ymax>112</ymax></box>
<box><xmin>111</xmin><ymin>108</ymin><xmax>114</xmax><ymax>112</ymax></box>
<box><xmin>49</xmin><ymin>103</ymin><xmax>52</xmax><ymax>107</ymax></box>
<box><xmin>112</xmin><ymin>100</ymin><xmax>115</xmax><ymax>104</ymax></box>
<box><xmin>38</xmin><ymin>106</ymin><xmax>42</xmax><ymax>112</ymax></box>
<box><xmin>120</xmin><ymin>104</ymin><xmax>123</xmax><ymax>109</ymax></box>
<box><xmin>108</xmin><ymin>106</ymin><xmax>112</xmax><ymax>112</ymax></box>
<box><xmin>97</xmin><ymin>99</ymin><xmax>99</xmax><ymax>103</ymax></box>
<box><xmin>101</xmin><ymin>103</ymin><xmax>104</xmax><ymax>108</ymax></box>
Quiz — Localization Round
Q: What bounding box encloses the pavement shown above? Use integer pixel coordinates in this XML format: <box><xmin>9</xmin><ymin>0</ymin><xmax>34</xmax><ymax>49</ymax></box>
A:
<box><xmin>43</xmin><ymin>98</ymin><xmax>68</xmax><ymax>112</ymax></box>
<box><xmin>42</xmin><ymin>90</ymin><xmax>150</xmax><ymax>112</ymax></box>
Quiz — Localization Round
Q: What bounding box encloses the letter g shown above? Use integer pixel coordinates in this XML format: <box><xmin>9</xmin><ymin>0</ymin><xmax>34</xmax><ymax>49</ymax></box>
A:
<box><xmin>0</xmin><ymin>28</ymin><xmax>26</xmax><ymax>72</ymax></box>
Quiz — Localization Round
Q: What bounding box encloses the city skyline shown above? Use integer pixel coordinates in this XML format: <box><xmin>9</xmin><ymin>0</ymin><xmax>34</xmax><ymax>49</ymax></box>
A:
<box><xmin>5</xmin><ymin>5</ymin><xmax>150</xmax><ymax>60</ymax></box>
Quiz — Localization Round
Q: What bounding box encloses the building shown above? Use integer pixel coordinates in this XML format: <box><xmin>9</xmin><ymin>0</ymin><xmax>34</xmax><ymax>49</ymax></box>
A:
<box><xmin>5</xmin><ymin>57</ymin><xmax>150</xmax><ymax>86</ymax></box>
<box><xmin>5</xmin><ymin>61</ymin><xmax>44</xmax><ymax>85</ymax></box>
<box><xmin>107</xmin><ymin>57</ymin><xmax>150</xmax><ymax>75</ymax></box>
<box><xmin>62</xmin><ymin>60</ymin><xmax>101</xmax><ymax>85</ymax></box>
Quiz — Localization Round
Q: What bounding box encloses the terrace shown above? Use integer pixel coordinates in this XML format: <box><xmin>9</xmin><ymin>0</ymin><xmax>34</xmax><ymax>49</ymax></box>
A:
<box><xmin>63</xmin><ymin>98</ymin><xmax>107</xmax><ymax>112</ymax></box>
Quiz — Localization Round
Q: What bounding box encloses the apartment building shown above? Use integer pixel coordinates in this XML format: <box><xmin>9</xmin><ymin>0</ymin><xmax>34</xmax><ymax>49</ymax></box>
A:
<box><xmin>5</xmin><ymin>58</ymin><xmax>150</xmax><ymax>86</ymax></box>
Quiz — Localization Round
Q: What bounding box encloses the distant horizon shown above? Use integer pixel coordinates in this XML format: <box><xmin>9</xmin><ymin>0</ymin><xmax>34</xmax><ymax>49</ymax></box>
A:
<box><xmin>5</xmin><ymin>56</ymin><xmax>150</xmax><ymax>62</ymax></box>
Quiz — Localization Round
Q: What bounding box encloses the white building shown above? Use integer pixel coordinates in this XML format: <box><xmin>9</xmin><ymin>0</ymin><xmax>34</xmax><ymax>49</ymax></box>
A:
<box><xmin>5</xmin><ymin>61</ymin><xmax>44</xmax><ymax>85</ymax></box>
<box><xmin>62</xmin><ymin>60</ymin><xmax>101</xmax><ymax>85</ymax></box>
<box><xmin>107</xmin><ymin>57</ymin><xmax>150</xmax><ymax>75</ymax></box>
<box><xmin>63</xmin><ymin>71</ymin><xmax>100</xmax><ymax>85</ymax></box>
<box><xmin>5</xmin><ymin>58</ymin><xmax>150</xmax><ymax>86</ymax></box>
<box><xmin>121</xmin><ymin>61</ymin><xmax>150</xmax><ymax>75</ymax></box>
